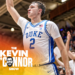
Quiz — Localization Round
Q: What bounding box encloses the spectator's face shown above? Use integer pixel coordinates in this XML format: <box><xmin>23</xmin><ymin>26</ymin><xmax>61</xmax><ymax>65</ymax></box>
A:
<box><xmin>59</xmin><ymin>70</ymin><xmax>64</xmax><ymax>75</ymax></box>
<box><xmin>73</xmin><ymin>41</ymin><xmax>75</xmax><ymax>47</ymax></box>
<box><xmin>70</xmin><ymin>41</ymin><xmax>73</xmax><ymax>44</ymax></box>
<box><xmin>70</xmin><ymin>30</ymin><xmax>73</xmax><ymax>33</ymax></box>
<box><xmin>73</xmin><ymin>41</ymin><xmax>75</xmax><ymax>44</ymax></box>
<box><xmin>62</xmin><ymin>32</ymin><xmax>64</xmax><ymax>35</ymax></box>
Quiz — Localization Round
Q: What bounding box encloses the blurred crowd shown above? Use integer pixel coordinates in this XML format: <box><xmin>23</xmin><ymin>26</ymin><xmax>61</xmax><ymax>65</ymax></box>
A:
<box><xmin>57</xmin><ymin>66</ymin><xmax>65</xmax><ymax>75</ymax></box>
<box><xmin>56</xmin><ymin>26</ymin><xmax>75</xmax><ymax>75</ymax></box>
<box><xmin>57</xmin><ymin>66</ymin><xmax>73</xmax><ymax>75</ymax></box>
<box><xmin>60</xmin><ymin>26</ymin><xmax>75</xmax><ymax>51</ymax></box>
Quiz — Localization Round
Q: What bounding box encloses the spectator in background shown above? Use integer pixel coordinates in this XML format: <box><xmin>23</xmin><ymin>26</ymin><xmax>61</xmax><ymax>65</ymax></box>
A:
<box><xmin>66</xmin><ymin>31</ymin><xmax>75</xmax><ymax>75</ymax></box>
<box><xmin>70</xmin><ymin>29</ymin><xmax>73</xmax><ymax>35</ymax></box>
<box><xmin>73</xmin><ymin>41</ymin><xmax>75</xmax><ymax>49</ymax></box>
<box><xmin>60</xmin><ymin>26</ymin><xmax>75</xmax><ymax>50</ymax></box>
<box><xmin>72</xmin><ymin>31</ymin><xmax>75</xmax><ymax>41</ymax></box>
<box><xmin>69</xmin><ymin>45</ymin><xmax>73</xmax><ymax>51</ymax></box>
<box><xmin>69</xmin><ymin>40</ymin><xmax>73</xmax><ymax>51</ymax></box>
<box><xmin>57</xmin><ymin>66</ymin><xmax>65</xmax><ymax>75</ymax></box>
<box><xmin>61</xmin><ymin>31</ymin><xmax>67</xmax><ymax>43</ymax></box>
<box><xmin>59</xmin><ymin>69</ymin><xmax>65</xmax><ymax>75</ymax></box>
<box><xmin>54</xmin><ymin>31</ymin><xmax>75</xmax><ymax>75</ymax></box>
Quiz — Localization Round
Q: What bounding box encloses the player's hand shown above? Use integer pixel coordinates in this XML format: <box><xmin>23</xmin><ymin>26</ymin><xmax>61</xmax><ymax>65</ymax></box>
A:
<box><xmin>65</xmin><ymin>69</ymin><xmax>71</xmax><ymax>75</ymax></box>
<box><xmin>67</xmin><ymin>31</ymin><xmax>71</xmax><ymax>41</ymax></box>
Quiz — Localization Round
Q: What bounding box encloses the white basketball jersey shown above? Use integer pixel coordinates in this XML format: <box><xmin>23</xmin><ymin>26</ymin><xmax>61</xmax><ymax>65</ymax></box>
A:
<box><xmin>69</xmin><ymin>60</ymin><xmax>75</xmax><ymax>75</ymax></box>
<box><xmin>23</xmin><ymin>20</ymin><xmax>55</xmax><ymax>65</ymax></box>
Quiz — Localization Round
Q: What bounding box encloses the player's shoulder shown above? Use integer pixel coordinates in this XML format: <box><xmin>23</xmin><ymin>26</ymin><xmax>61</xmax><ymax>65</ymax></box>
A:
<box><xmin>45</xmin><ymin>20</ymin><xmax>57</xmax><ymax>28</ymax></box>
<box><xmin>19</xmin><ymin>16</ymin><xmax>29</xmax><ymax>22</ymax></box>
<box><xmin>46</xmin><ymin>20</ymin><xmax>56</xmax><ymax>26</ymax></box>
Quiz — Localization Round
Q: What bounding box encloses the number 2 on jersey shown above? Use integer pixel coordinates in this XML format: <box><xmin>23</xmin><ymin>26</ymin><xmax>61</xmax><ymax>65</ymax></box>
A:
<box><xmin>30</xmin><ymin>38</ymin><xmax>35</xmax><ymax>49</ymax></box>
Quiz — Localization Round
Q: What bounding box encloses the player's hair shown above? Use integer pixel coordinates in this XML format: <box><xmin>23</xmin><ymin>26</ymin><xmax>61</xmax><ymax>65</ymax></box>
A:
<box><xmin>31</xmin><ymin>1</ymin><xmax>46</xmax><ymax>16</ymax></box>
<box><xmin>7</xmin><ymin>57</ymin><xmax>13</xmax><ymax>61</ymax></box>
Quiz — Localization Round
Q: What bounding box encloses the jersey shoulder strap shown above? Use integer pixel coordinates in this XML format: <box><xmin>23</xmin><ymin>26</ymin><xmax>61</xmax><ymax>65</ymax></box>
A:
<box><xmin>44</xmin><ymin>20</ymin><xmax>51</xmax><ymax>37</ymax></box>
<box><xmin>23</xmin><ymin>22</ymin><xmax>30</xmax><ymax>37</ymax></box>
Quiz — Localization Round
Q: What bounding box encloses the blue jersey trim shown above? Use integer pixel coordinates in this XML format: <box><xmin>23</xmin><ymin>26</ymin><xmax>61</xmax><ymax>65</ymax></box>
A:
<box><xmin>30</xmin><ymin>20</ymin><xmax>46</xmax><ymax>27</ymax></box>
<box><xmin>44</xmin><ymin>20</ymin><xmax>51</xmax><ymax>37</ymax></box>
<box><xmin>44</xmin><ymin>20</ymin><xmax>55</xmax><ymax>63</ymax></box>
<box><xmin>44</xmin><ymin>20</ymin><xmax>51</xmax><ymax>62</ymax></box>
<box><xmin>51</xmin><ymin>37</ymin><xmax>55</xmax><ymax>63</ymax></box>
<box><xmin>52</xmin><ymin>63</ymin><xmax>59</xmax><ymax>75</ymax></box>
<box><xmin>49</xmin><ymin>39</ymin><xmax>50</xmax><ymax>62</ymax></box>
<box><xmin>23</xmin><ymin>22</ymin><xmax>30</xmax><ymax>37</ymax></box>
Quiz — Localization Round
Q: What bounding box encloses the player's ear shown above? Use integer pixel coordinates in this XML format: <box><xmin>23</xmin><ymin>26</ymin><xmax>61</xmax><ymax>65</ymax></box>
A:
<box><xmin>39</xmin><ymin>9</ymin><xmax>42</xmax><ymax>14</ymax></box>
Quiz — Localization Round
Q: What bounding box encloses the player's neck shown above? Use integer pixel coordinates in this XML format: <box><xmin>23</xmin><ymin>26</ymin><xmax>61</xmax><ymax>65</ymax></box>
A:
<box><xmin>31</xmin><ymin>16</ymin><xmax>42</xmax><ymax>24</ymax></box>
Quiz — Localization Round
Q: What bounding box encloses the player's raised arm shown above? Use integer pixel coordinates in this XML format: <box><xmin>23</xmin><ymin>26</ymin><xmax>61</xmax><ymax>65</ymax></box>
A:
<box><xmin>66</xmin><ymin>31</ymin><xmax>75</xmax><ymax>60</ymax></box>
<box><xmin>66</xmin><ymin>31</ymin><xmax>71</xmax><ymax>51</ymax></box>
<box><xmin>6</xmin><ymin>0</ymin><xmax>20</xmax><ymax>23</ymax></box>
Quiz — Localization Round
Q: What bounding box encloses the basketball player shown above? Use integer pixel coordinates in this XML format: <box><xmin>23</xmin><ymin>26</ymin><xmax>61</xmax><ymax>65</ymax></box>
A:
<box><xmin>54</xmin><ymin>31</ymin><xmax>75</xmax><ymax>75</ymax></box>
<box><xmin>6</xmin><ymin>0</ymin><xmax>71</xmax><ymax>75</ymax></box>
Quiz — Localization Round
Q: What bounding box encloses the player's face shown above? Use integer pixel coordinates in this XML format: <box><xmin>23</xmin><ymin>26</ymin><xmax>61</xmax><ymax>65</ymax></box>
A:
<box><xmin>28</xmin><ymin>3</ymin><xmax>41</xmax><ymax>19</ymax></box>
